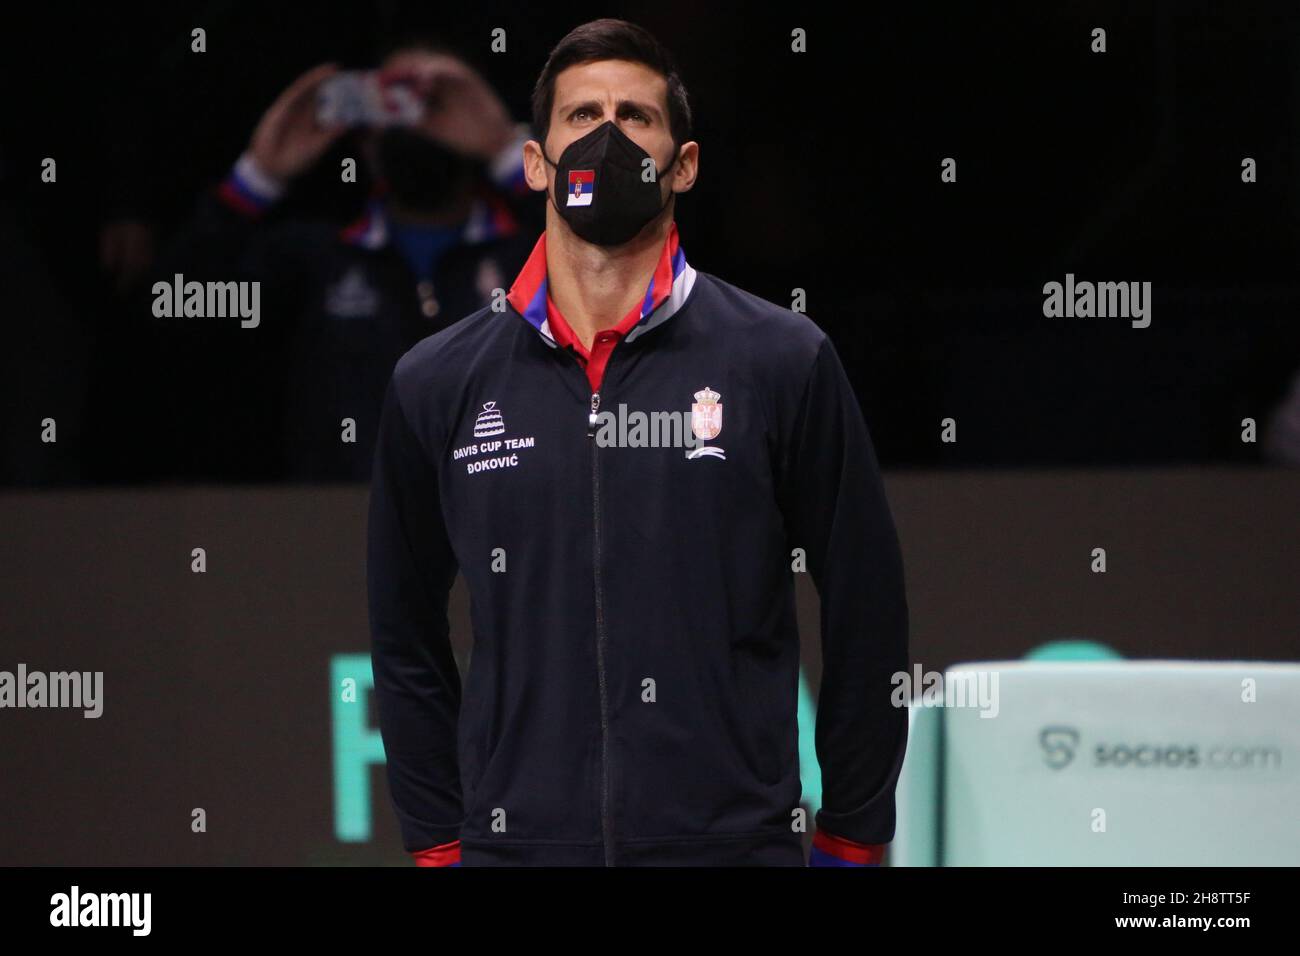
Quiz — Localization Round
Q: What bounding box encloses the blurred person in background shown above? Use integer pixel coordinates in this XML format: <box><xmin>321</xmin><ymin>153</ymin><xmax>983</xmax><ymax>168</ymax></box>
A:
<box><xmin>152</xmin><ymin>39</ymin><xmax>538</xmax><ymax>481</ymax></box>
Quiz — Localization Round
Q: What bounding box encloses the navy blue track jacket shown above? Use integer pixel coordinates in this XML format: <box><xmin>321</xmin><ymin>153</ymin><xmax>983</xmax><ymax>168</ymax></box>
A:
<box><xmin>367</xmin><ymin>223</ymin><xmax>909</xmax><ymax>866</ymax></box>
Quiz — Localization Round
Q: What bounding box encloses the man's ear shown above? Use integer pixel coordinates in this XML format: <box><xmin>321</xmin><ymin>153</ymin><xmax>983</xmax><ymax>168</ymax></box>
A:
<box><xmin>669</xmin><ymin>140</ymin><xmax>699</xmax><ymax>194</ymax></box>
<box><xmin>523</xmin><ymin>139</ymin><xmax>552</xmax><ymax>193</ymax></box>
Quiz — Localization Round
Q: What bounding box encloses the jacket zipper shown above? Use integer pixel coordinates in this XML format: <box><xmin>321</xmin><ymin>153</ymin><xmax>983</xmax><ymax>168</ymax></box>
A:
<box><xmin>586</xmin><ymin>387</ymin><xmax>615</xmax><ymax>866</ymax></box>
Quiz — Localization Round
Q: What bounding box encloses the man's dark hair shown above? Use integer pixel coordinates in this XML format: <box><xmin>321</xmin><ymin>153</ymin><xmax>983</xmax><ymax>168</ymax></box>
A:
<box><xmin>531</xmin><ymin>18</ymin><xmax>693</xmax><ymax>152</ymax></box>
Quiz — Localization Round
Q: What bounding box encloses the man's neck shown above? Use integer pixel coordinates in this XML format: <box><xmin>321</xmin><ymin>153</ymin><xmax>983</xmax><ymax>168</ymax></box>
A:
<box><xmin>546</xmin><ymin>219</ymin><xmax>668</xmax><ymax>351</ymax></box>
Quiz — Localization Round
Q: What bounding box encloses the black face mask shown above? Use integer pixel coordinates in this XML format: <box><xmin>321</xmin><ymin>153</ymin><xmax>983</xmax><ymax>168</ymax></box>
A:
<box><xmin>374</xmin><ymin>127</ymin><xmax>478</xmax><ymax>212</ymax></box>
<box><xmin>542</xmin><ymin>121</ymin><xmax>677</xmax><ymax>246</ymax></box>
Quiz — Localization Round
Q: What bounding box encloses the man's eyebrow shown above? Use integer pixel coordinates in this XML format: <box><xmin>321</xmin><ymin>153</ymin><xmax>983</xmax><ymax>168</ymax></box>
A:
<box><xmin>557</xmin><ymin>98</ymin><xmax>664</xmax><ymax>122</ymax></box>
<box><xmin>615</xmin><ymin>99</ymin><xmax>663</xmax><ymax>122</ymax></box>
<box><xmin>556</xmin><ymin>99</ymin><xmax>604</xmax><ymax>118</ymax></box>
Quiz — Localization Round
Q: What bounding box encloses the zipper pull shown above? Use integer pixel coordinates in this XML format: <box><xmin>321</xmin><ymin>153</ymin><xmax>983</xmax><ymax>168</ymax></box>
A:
<box><xmin>588</xmin><ymin>392</ymin><xmax>601</xmax><ymax>437</ymax></box>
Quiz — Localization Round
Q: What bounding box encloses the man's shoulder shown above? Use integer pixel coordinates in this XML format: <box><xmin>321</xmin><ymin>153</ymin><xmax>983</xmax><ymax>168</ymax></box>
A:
<box><xmin>690</xmin><ymin>270</ymin><xmax>829</xmax><ymax>368</ymax></box>
<box><xmin>392</xmin><ymin>305</ymin><xmax>512</xmax><ymax>394</ymax></box>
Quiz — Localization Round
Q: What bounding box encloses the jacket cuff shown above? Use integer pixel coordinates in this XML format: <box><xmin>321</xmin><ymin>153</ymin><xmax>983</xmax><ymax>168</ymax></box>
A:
<box><xmin>411</xmin><ymin>839</ymin><xmax>461</xmax><ymax>867</ymax></box>
<box><xmin>216</xmin><ymin>152</ymin><xmax>286</xmax><ymax>219</ymax></box>
<box><xmin>809</xmin><ymin>830</ymin><xmax>886</xmax><ymax>867</ymax></box>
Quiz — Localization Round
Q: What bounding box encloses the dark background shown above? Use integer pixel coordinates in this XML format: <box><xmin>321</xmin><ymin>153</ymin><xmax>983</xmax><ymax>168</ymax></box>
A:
<box><xmin>3</xmin><ymin>1</ymin><xmax>1299</xmax><ymax>483</ymax></box>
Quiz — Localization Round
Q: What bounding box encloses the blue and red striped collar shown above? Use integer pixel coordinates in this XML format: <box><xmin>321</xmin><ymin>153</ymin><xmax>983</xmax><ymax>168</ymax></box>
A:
<box><xmin>505</xmin><ymin>222</ymin><xmax>697</xmax><ymax>349</ymax></box>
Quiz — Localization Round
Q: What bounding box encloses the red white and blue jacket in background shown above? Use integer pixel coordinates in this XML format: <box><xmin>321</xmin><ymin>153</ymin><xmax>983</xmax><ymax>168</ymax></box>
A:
<box><xmin>368</xmin><ymin>223</ymin><xmax>909</xmax><ymax>866</ymax></box>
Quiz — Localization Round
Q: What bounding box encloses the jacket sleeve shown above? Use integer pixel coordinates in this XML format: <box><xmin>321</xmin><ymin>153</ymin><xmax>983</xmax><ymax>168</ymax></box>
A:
<box><xmin>367</xmin><ymin>376</ymin><xmax>465</xmax><ymax>857</ymax></box>
<box><xmin>777</xmin><ymin>335</ymin><xmax>910</xmax><ymax>851</ymax></box>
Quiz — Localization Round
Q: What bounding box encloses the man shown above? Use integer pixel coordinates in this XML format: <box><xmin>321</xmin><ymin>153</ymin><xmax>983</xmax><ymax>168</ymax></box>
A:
<box><xmin>156</xmin><ymin>41</ymin><xmax>536</xmax><ymax>480</ymax></box>
<box><xmin>368</xmin><ymin>18</ymin><xmax>909</xmax><ymax>866</ymax></box>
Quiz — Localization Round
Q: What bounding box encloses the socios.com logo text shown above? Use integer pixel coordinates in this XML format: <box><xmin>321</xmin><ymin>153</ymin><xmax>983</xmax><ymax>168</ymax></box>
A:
<box><xmin>1038</xmin><ymin>726</ymin><xmax>1281</xmax><ymax>771</ymax></box>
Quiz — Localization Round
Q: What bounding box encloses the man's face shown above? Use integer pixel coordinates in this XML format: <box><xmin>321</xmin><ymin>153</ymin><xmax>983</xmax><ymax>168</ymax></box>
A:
<box><xmin>525</xmin><ymin>58</ymin><xmax>697</xmax><ymax>208</ymax></box>
<box><xmin>363</xmin><ymin>49</ymin><xmax>478</xmax><ymax>211</ymax></box>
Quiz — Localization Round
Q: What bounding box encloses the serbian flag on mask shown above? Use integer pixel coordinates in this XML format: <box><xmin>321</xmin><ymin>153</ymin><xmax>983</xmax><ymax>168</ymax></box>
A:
<box><xmin>567</xmin><ymin>169</ymin><xmax>595</xmax><ymax>206</ymax></box>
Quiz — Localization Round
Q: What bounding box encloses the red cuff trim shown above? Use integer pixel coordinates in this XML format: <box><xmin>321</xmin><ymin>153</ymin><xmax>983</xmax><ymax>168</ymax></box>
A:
<box><xmin>412</xmin><ymin>839</ymin><xmax>461</xmax><ymax>866</ymax></box>
<box><xmin>812</xmin><ymin>830</ymin><xmax>886</xmax><ymax>865</ymax></box>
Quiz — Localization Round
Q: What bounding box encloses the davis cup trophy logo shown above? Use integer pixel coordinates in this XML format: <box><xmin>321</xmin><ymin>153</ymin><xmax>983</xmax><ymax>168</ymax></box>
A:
<box><xmin>473</xmin><ymin>401</ymin><xmax>506</xmax><ymax>438</ymax></box>
<box><xmin>687</xmin><ymin>387</ymin><xmax>726</xmax><ymax>460</ymax></box>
